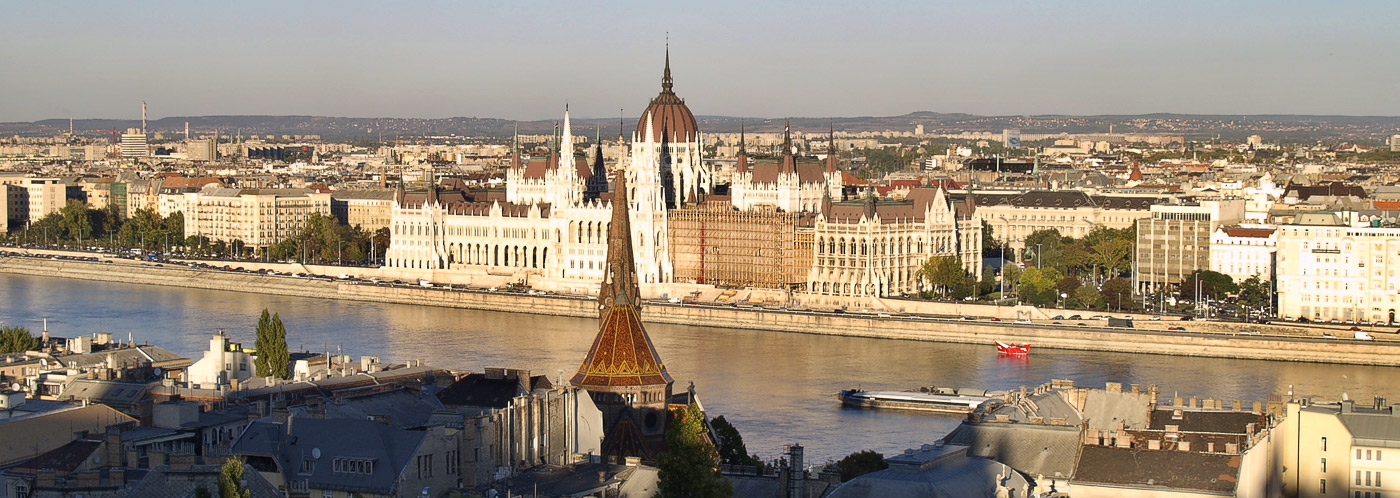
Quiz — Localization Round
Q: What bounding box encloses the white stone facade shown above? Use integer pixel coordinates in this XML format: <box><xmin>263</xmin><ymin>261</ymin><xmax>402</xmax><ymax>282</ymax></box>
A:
<box><xmin>1209</xmin><ymin>224</ymin><xmax>1277</xmax><ymax>283</ymax></box>
<box><xmin>1276</xmin><ymin>223</ymin><xmax>1400</xmax><ymax>324</ymax></box>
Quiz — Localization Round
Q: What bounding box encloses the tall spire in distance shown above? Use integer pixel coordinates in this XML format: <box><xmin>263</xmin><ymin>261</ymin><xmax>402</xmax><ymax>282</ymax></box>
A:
<box><xmin>826</xmin><ymin>122</ymin><xmax>839</xmax><ymax>174</ymax></box>
<box><xmin>781</xmin><ymin>120</ymin><xmax>795</xmax><ymax>175</ymax></box>
<box><xmin>510</xmin><ymin>123</ymin><xmax>521</xmax><ymax>170</ymax></box>
<box><xmin>736</xmin><ymin>121</ymin><xmax>748</xmax><ymax>174</ymax></box>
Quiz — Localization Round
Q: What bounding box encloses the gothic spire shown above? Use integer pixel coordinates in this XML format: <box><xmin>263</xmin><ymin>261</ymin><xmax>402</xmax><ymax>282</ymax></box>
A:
<box><xmin>781</xmin><ymin>120</ymin><xmax>795</xmax><ymax>175</ymax></box>
<box><xmin>662</xmin><ymin>41</ymin><xmax>673</xmax><ymax>94</ymax></box>
<box><xmin>826</xmin><ymin>122</ymin><xmax>839</xmax><ymax>174</ymax></box>
<box><xmin>736</xmin><ymin>121</ymin><xmax>748</xmax><ymax>174</ymax></box>
<box><xmin>511</xmin><ymin>123</ymin><xmax>520</xmax><ymax>169</ymax></box>
<box><xmin>599</xmin><ymin>174</ymin><xmax>640</xmax><ymax>310</ymax></box>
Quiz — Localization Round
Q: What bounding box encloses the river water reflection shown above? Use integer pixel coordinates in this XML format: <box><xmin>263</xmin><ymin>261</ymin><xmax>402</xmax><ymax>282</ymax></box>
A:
<box><xmin>2</xmin><ymin>273</ymin><xmax>1395</xmax><ymax>463</ymax></box>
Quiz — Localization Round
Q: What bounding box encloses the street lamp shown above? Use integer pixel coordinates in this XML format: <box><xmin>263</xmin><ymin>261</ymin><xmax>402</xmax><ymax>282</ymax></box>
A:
<box><xmin>1035</xmin><ymin>243</ymin><xmax>1042</xmax><ymax>268</ymax></box>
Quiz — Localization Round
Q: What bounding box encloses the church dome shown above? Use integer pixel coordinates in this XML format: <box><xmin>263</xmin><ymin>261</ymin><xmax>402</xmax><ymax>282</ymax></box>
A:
<box><xmin>635</xmin><ymin>49</ymin><xmax>698</xmax><ymax>143</ymax></box>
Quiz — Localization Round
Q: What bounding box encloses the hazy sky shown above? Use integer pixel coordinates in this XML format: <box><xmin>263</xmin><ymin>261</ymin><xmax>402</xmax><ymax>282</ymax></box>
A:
<box><xmin>3</xmin><ymin>1</ymin><xmax>1398</xmax><ymax>122</ymax></box>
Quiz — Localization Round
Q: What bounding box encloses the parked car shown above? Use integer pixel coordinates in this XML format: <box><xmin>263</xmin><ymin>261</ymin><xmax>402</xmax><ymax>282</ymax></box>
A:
<box><xmin>1068</xmin><ymin>315</ymin><xmax>1082</xmax><ymax>320</ymax></box>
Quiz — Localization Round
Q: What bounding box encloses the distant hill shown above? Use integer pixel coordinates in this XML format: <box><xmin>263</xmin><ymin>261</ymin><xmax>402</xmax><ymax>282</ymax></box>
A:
<box><xmin>4</xmin><ymin>112</ymin><xmax>1398</xmax><ymax>142</ymax></box>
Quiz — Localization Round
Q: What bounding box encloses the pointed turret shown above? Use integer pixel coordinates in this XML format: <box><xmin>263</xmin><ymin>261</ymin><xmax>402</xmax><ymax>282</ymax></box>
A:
<box><xmin>510</xmin><ymin>123</ymin><xmax>521</xmax><ymax>170</ymax></box>
<box><xmin>781</xmin><ymin>120</ymin><xmax>796</xmax><ymax>175</ymax></box>
<box><xmin>426</xmin><ymin>170</ymin><xmax>439</xmax><ymax>205</ymax></box>
<box><xmin>735</xmin><ymin>122</ymin><xmax>749</xmax><ymax>174</ymax></box>
<box><xmin>826</xmin><ymin>123</ymin><xmax>839</xmax><ymax>174</ymax></box>
<box><xmin>394</xmin><ymin>167</ymin><xmax>406</xmax><ymax>205</ymax></box>
<box><xmin>596</xmin><ymin>174</ymin><xmax>641</xmax><ymax>311</ymax></box>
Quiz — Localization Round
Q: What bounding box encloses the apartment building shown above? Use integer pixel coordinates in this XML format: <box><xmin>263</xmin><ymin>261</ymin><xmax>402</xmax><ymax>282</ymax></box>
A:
<box><xmin>25</xmin><ymin>178</ymin><xmax>66</xmax><ymax>225</ymax></box>
<box><xmin>1135</xmin><ymin>198</ymin><xmax>1246</xmax><ymax>294</ymax></box>
<box><xmin>177</xmin><ymin>187</ymin><xmax>331</xmax><ymax>248</ymax></box>
<box><xmin>973</xmin><ymin>190</ymin><xmax>1159</xmax><ymax>259</ymax></box>
<box><xmin>1275</xmin><ymin>216</ymin><xmax>1400</xmax><ymax>324</ymax></box>
<box><xmin>1210</xmin><ymin>224</ymin><xmax>1278</xmax><ymax>283</ymax></box>
<box><xmin>1275</xmin><ymin>398</ymin><xmax>1399</xmax><ymax>498</ymax></box>
<box><xmin>330</xmin><ymin>190</ymin><xmax>395</xmax><ymax>231</ymax></box>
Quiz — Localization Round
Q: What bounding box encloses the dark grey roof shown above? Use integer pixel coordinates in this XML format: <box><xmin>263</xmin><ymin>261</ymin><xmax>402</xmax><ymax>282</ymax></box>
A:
<box><xmin>124</xmin><ymin>463</ymin><xmax>282</xmax><ymax>498</ymax></box>
<box><xmin>828</xmin><ymin>451</ymin><xmax>1030</xmax><ymax>498</ymax></box>
<box><xmin>1148</xmin><ymin>409</ymin><xmax>1265</xmax><ymax>434</ymax></box>
<box><xmin>942</xmin><ymin>422</ymin><xmax>1082</xmax><ymax>479</ymax></box>
<box><xmin>295</xmin><ymin>389</ymin><xmax>445</xmax><ymax>429</ymax></box>
<box><xmin>1072</xmin><ymin>445</ymin><xmax>1239</xmax><ymax>493</ymax></box>
<box><xmin>231</xmin><ymin>417</ymin><xmax>425</xmax><ymax>495</ymax></box>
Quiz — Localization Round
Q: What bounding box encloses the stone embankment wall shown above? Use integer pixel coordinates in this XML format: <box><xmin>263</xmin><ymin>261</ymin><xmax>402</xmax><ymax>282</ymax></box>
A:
<box><xmin>4</xmin><ymin>256</ymin><xmax>1398</xmax><ymax>366</ymax></box>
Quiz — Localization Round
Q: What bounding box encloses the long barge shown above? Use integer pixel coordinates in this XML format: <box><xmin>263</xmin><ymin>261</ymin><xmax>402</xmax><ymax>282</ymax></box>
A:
<box><xmin>836</xmin><ymin>388</ymin><xmax>999</xmax><ymax>414</ymax></box>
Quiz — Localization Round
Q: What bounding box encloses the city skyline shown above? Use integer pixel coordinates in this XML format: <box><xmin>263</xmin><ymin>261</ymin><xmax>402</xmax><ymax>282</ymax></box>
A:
<box><xmin>4</xmin><ymin>1</ymin><xmax>1399</xmax><ymax>122</ymax></box>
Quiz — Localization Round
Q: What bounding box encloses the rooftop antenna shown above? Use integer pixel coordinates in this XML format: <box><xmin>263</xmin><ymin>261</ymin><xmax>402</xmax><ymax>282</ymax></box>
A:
<box><xmin>141</xmin><ymin>101</ymin><xmax>147</xmax><ymax>134</ymax></box>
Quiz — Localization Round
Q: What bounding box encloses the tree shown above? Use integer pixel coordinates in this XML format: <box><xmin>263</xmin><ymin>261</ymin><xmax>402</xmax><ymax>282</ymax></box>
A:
<box><xmin>1073</xmin><ymin>285</ymin><xmax>1104</xmax><ymax>309</ymax></box>
<box><xmin>1023</xmin><ymin>229</ymin><xmax>1065</xmax><ymax>268</ymax></box>
<box><xmin>980</xmin><ymin>219</ymin><xmax>1001</xmax><ymax>257</ymax></box>
<box><xmin>193</xmin><ymin>485</ymin><xmax>213</xmax><ymax>498</ymax></box>
<box><xmin>218</xmin><ymin>457</ymin><xmax>250</xmax><ymax>498</ymax></box>
<box><xmin>253</xmin><ymin>310</ymin><xmax>290</xmax><ymax>379</ymax></box>
<box><xmin>835</xmin><ymin>450</ymin><xmax>888</xmax><ymax>482</ymax></box>
<box><xmin>0</xmin><ymin>326</ymin><xmax>40</xmax><ymax>354</ymax></box>
<box><xmin>1018</xmin><ymin>266</ymin><xmax>1062</xmax><ymax>307</ymax></box>
<box><xmin>1100</xmin><ymin>278</ymin><xmax>1135</xmax><ymax>311</ymax></box>
<box><xmin>656</xmin><ymin>403</ymin><xmax>733</xmax><ymax>498</ymax></box>
<box><xmin>1237</xmin><ymin>275</ymin><xmax>1272</xmax><ymax>312</ymax></box>
<box><xmin>917</xmin><ymin>255</ymin><xmax>965</xmax><ymax>299</ymax></box>
<box><xmin>978</xmin><ymin>265</ymin><xmax>997</xmax><ymax>296</ymax></box>
<box><xmin>1055</xmin><ymin>275</ymin><xmax>1082</xmax><ymax>302</ymax></box>
<box><xmin>710</xmin><ymin>416</ymin><xmax>762</xmax><ymax>470</ymax></box>
<box><xmin>1083</xmin><ymin>226</ymin><xmax>1135</xmax><ymax>280</ymax></box>
<box><xmin>1179</xmin><ymin>270</ymin><xmax>1237</xmax><ymax>301</ymax></box>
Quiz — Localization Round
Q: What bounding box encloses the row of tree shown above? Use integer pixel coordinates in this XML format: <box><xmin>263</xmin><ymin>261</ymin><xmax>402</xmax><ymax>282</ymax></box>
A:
<box><xmin>266</xmin><ymin>212</ymin><xmax>388</xmax><ymax>264</ymax></box>
<box><xmin>0</xmin><ymin>326</ymin><xmax>39</xmax><ymax>354</ymax></box>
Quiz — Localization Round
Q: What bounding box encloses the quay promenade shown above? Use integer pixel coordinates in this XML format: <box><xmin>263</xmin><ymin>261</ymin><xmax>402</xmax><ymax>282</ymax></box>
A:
<box><xmin>3</xmin><ymin>252</ymin><xmax>1398</xmax><ymax>366</ymax></box>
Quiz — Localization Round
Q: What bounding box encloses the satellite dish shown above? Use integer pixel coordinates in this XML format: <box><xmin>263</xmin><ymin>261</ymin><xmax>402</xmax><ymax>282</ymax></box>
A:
<box><xmin>153</xmin><ymin>367</ymin><xmax>163</xmax><ymax>377</ymax></box>
<box><xmin>312</xmin><ymin>448</ymin><xmax>321</xmax><ymax>459</ymax></box>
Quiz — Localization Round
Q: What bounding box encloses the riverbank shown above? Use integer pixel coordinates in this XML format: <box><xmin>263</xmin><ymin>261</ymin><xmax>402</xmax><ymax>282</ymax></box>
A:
<box><xmin>5</xmin><ymin>254</ymin><xmax>1399</xmax><ymax>366</ymax></box>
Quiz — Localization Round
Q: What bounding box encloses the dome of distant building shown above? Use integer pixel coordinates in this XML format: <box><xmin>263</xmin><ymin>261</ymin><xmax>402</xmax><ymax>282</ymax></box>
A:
<box><xmin>636</xmin><ymin>48</ymin><xmax>698</xmax><ymax>143</ymax></box>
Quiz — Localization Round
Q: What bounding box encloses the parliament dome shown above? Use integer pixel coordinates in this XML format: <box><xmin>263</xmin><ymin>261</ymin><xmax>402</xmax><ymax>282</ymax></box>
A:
<box><xmin>635</xmin><ymin>48</ymin><xmax>699</xmax><ymax>143</ymax></box>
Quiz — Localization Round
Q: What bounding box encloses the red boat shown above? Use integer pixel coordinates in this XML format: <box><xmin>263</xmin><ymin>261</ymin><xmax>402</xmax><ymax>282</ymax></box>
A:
<box><xmin>995</xmin><ymin>341</ymin><xmax>1030</xmax><ymax>355</ymax></box>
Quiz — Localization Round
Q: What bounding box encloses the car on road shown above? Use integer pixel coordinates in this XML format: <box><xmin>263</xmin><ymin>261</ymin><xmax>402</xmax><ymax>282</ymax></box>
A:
<box><xmin>1149</xmin><ymin>316</ymin><xmax>1161</xmax><ymax>321</ymax></box>
<box><xmin>988</xmin><ymin>317</ymin><xmax>1001</xmax><ymax>322</ymax></box>
<box><xmin>1349</xmin><ymin>326</ymin><xmax>1362</xmax><ymax>332</ymax></box>
<box><xmin>960</xmin><ymin>316</ymin><xmax>975</xmax><ymax>321</ymax></box>
<box><xmin>1068</xmin><ymin>315</ymin><xmax>1082</xmax><ymax>320</ymax></box>
<box><xmin>1076</xmin><ymin>323</ymin><xmax>1088</xmax><ymax>327</ymax></box>
<box><xmin>1180</xmin><ymin>316</ymin><xmax>1193</xmax><ymax>321</ymax></box>
<box><xmin>1168</xmin><ymin>326</ymin><xmax>1186</xmax><ymax>331</ymax></box>
<box><xmin>1052</xmin><ymin>322</ymin><xmax>1063</xmax><ymax>325</ymax></box>
<box><xmin>1014</xmin><ymin>319</ymin><xmax>1031</xmax><ymax>324</ymax></box>
<box><xmin>1052</xmin><ymin>315</ymin><xmax>1064</xmax><ymax>320</ymax></box>
<box><xmin>1238</xmin><ymin>330</ymin><xmax>1260</xmax><ymax>335</ymax></box>
<box><xmin>1323</xmin><ymin>332</ymin><xmax>1337</xmax><ymax>339</ymax></box>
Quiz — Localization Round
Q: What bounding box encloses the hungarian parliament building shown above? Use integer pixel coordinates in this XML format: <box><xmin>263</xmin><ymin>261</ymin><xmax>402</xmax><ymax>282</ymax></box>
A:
<box><xmin>383</xmin><ymin>51</ymin><xmax>981</xmax><ymax>303</ymax></box>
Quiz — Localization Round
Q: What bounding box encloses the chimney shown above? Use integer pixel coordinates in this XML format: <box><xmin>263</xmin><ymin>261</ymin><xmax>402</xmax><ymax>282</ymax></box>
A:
<box><xmin>1225</xmin><ymin>443</ymin><xmax>1239</xmax><ymax>454</ymax></box>
<box><xmin>1147</xmin><ymin>440</ymin><xmax>1161</xmax><ymax>450</ymax></box>
<box><xmin>1375</xmin><ymin>396</ymin><xmax>1387</xmax><ymax>411</ymax></box>
<box><xmin>1178</xmin><ymin>441</ymin><xmax>1191</xmax><ymax>452</ymax></box>
<box><xmin>1173</xmin><ymin>396</ymin><xmax>1184</xmax><ymax>406</ymax></box>
<box><xmin>1341</xmin><ymin>400</ymin><xmax>1354</xmax><ymax>413</ymax></box>
<box><xmin>1207</xmin><ymin>442</ymin><xmax>1215</xmax><ymax>453</ymax></box>
<box><xmin>36</xmin><ymin>470</ymin><xmax>56</xmax><ymax>488</ymax></box>
<box><xmin>1189</xmin><ymin>396</ymin><xmax>1198</xmax><ymax>408</ymax></box>
<box><xmin>1232</xmin><ymin>400</ymin><xmax>1243</xmax><ymax>411</ymax></box>
<box><xmin>1105</xmin><ymin>382</ymin><xmax>1122</xmax><ymax>394</ymax></box>
<box><xmin>106</xmin><ymin>426</ymin><xmax>122</xmax><ymax>467</ymax></box>
<box><xmin>108</xmin><ymin>467</ymin><xmax>125</xmax><ymax>487</ymax></box>
<box><xmin>1115</xmin><ymin>434</ymin><xmax>1132</xmax><ymax>448</ymax></box>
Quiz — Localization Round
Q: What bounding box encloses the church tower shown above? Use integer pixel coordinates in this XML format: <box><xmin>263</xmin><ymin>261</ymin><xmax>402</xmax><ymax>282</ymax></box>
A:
<box><xmin>571</xmin><ymin>173</ymin><xmax>674</xmax><ymax>460</ymax></box>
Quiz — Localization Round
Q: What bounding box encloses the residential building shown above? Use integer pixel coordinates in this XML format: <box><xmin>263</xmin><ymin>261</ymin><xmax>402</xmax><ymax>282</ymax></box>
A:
<box><xmin>0</xmin><ymin>173</ymin><xmax>28</xmax><ymax>233</ymax></box>
<box><xmin>974</xmin><ymin>190</ymin><xmax>1159</xmax><ymax>259</ymax></box>
<box><xmin>1210</xmin><ymin>224</ymin><xmax>1278</xmax><ymax>283</ymax></box>
<box><xmin>156</xmin><ymin>176</ymin><xmax>224</xmax><ymax>217</ymax></box>
<box><xmin>177</xmin><ymin>187</ymin><xmax>332</xmax><ymax>248</ymax></box>
<box><xmin>330</xmin><ymin>189</ymin><xmax>395</xmax><ymax>231</ymax></box>
<box><xmin>187</xmin><ymin>138</ymin><xmax>216</xmax><ymax>161</ymax></box>
<box><xmin>119</xmin><ymin>128</ymin><xmax>147</xmax><ymax>158</ymax></box>
<box><xmin>1135</xmin><ymin>198</ymin><xmax>1247</xmax><ymax>294</ymax></box>
<box><xmin>1275</xmin><ymin>218</ymin><xmax>1400</xmax><ymax>323</ymax></box>
<box><xmin>25</xmin><ymin>178</ymin><xmax>66</xmax><ymax>225</ymax></box>
<box><xmin>1275</xmin><ymin>397</ymin><xmax>1400</xmax><ymax>498</ymax></box>
<box><xmin>183</xmin><ymin>333</ymin><xmax>253</xmax><ymax>389</ymax></box>
<box><xmin>233</xmin><ymin>416</ymin><xmax>459</xmax><ymax>497</ymax></box>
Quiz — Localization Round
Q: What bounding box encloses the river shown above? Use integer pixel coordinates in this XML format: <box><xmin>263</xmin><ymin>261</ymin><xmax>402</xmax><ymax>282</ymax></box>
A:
<box><xmin>1</xmin><ymin>273</ymin><xmax>1396</xmax><ymax>463</ymax></box>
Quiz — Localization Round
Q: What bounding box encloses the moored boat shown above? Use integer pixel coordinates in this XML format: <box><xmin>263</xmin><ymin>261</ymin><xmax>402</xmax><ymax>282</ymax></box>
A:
<box><xmin>995</xmin><ymin>341</ymin><xmax>1029</xmax><ymax>355</ymax></box>
<box><xmin>836</xmin><ymin>389</ymin><xmax>996</xmax><ymax>414</ymax></box>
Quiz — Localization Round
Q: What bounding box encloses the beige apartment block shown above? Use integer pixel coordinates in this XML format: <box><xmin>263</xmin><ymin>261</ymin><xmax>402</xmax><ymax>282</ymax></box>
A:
<box><xmin>1275</xmin><ymin>217</ymin><xmax>1400</xmax><ymax>324</ymax></box>
<box><xmin>975</xmin><ymin>190</ymin><xmax>1159</xmax><ymax>259</ymax></box>
<box><xmin>330</xmin><ymin>190</ymin><xmax>395</xmax><ymax>232</ymax></box>
<box><xmin>180</xmin><ymin>187</ymin><xmax>331</xmax><ymax>248</ymax></box>
<box><xmin>1274</xmin><ymin>398</ymin><xmax>1400</xmax><ymax>498</ymax></box>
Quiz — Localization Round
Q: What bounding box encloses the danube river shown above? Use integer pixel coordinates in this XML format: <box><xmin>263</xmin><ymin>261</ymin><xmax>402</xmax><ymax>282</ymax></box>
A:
<box><xmin>2</xmin><ymin>273</ymin><xmax>1396</xmax><ymax>463</ymax></box>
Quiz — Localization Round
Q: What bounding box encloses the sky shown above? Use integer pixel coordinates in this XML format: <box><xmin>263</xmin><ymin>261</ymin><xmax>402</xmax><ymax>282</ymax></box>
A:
<box><xmin>3</xmin><ymin>0</ymin><xmax>1398</xmax><ymax>122</ymax></box>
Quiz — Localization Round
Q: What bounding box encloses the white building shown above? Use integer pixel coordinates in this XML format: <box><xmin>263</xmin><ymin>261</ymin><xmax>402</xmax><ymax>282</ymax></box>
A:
<box><xmin>176</xmin><ymin>187</ymin><xmax>332</xmax><ymax>248</ymax></box>
<box><xmin>120</xmin><ymin>128</ymin><xmax>147</xmax><ymax>158</ymax></box>
<box><xmin>184</xmin><ymin>333</ymin><xmax>253</xmax><ymax>389</ymax></box>
<box><xmin>24</xmin><ymin>178</ymin><xmax>66</xmax><ymax>225</ymax></box>
<box><xmin>729</xmin><ymin>125</ymin><xmax>841</xmax><ymax>213</ymax></box>
<box><xmin>1276</xmin><ymin>215</ymin><xmax>1400</xmax><ymax>324</ymax></box>
<box><xmin>1209</xmin><ymin>224</ymin><xmax>1277</xmax><ymax>283</ymax></box>
<box><xmin>806</xmin><ymin>187</ymin><xmax>977</xmax><ymax>300</ymax></box>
